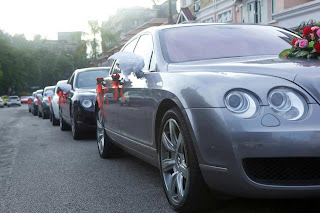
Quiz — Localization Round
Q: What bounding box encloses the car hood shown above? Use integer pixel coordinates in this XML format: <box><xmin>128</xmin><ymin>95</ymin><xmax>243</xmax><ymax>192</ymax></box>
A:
<box><xmin>168</xmin><ymin>55</ymin><xmax>320</xmax><ymax>103</ymax></box>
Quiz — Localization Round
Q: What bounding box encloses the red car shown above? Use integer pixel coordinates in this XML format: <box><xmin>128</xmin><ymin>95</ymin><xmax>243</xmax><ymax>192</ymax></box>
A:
<box><xmin>20</xmin><ymin>96</ymin><xmax>29</xmax><ymax>104</ymax></box>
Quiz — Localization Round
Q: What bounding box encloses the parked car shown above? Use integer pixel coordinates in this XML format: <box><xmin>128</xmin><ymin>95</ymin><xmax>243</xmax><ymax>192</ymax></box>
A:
<box><xmin>39</xmin><ymin>86</ymin><xmax>55</xmax><ymax>119</ymax></box>
<box><xmin>60</xmin><ymin>67</ymin><xmax>110</xmax><ymax>140</ymax></box>
<box><xmin>7</xmin><ymin>96</ymin><xmax>21</xmax><ymax>107</ymax></box>
<box><xmin>1</xmin><ymin>96</ymin><xmax>8</xmax><ymax>106</ymax></box>
<box><xmin>28</xmin><ymin>94</ymin><xmax>35</xmax><ymax>112</ymax></box>
<box><xmin>94</xmin><ymin>23</ymin><xmax>320</xmax><ymax>212</ymax></box>
<box><xmin>50</xmin><ymin>80</ymin><xmax>67</xmax><ymax>126</ymax></box>
<box><xmin>32</xmin><ymin>89</ymin><xmax>43</xmax><ymax>116</ymax></box>
<box><xmin>20</xmin><ymin>96</ymin><xmax>29</xmax><ymax>104</ymax></box>
<box><xmin>0</xmin><ymin>97</ymin><xmax>4</xmax><ymax>108</ymax></box>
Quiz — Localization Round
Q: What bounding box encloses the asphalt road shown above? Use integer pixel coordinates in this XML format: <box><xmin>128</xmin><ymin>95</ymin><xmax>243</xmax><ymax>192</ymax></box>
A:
<box><xmin>0</xmin><ymin>105</ymin><xmax>318</xmax><ymax>213</ymax></box>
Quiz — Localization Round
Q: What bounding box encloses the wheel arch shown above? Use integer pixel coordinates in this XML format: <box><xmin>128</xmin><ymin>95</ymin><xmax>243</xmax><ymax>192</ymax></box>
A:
<box><xmin>154</xmin><ymin>98</ymin><xmax>200</xmax><ymax>158</ymax></box>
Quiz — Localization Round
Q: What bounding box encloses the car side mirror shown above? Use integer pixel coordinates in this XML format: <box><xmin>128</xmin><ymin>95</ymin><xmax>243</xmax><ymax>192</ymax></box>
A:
<box><xmin>57</xmin><ymin>83</ymin><xmax>72</xmax><ymax>94</ymax></box>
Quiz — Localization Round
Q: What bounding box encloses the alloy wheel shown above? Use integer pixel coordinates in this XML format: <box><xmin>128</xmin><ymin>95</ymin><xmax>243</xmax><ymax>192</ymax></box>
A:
<box><xmin>161</xmin><ymin>118</ymin><xmax>189</xmax><ymax>205</ymax></box>
<box><xmin>96</xmin><ymin>111</ymin><xmax>104</xmax><ymax>154</ymax></box>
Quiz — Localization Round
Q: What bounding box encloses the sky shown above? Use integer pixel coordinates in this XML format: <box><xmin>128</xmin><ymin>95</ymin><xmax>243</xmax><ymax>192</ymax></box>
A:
<box><xmin>0</xmin><ymin>0</ymin><xmax>164</xmax><ymax>40</ymax></box>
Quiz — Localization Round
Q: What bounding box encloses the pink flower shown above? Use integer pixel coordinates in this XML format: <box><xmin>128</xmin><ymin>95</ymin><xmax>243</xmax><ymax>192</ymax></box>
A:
<box><xmin>311</xmin><ymin>26</ymin><xmax>319</xmax><ymax>32</ymax></box>
<box><xmin>294</xmin><ymin>40</ymin><xmax>299</xmax><ymax>47</ymax></box>
<box><xmin>310</xmin><ymin>33</ymin><xmax>315</xmax><ymax>40</ymax></box>
<box><xmin>299</xmin><ymin>39</ymin><xmax>308</xmax><ymax>48</ymax></box>
<box><xmin>317</xmin><ymin>29</ymin><xmax>320</xmax><ymax>37</ymax></box>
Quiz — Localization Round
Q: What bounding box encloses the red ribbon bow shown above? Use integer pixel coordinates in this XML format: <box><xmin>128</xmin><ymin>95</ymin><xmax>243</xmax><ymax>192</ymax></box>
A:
<box><xmin>96</xmin><ymin>83</ymin><xmax>108</xmax><ymax>118</ymax></box>
<box><xmin>110</xmin><ymin>81</ymin><xmax>124</xmax><ymax>101</ymax></box>
<box><xmin>58</xmin><ymin>91</ymin><xmax>64</xmax><ymax>107</ymax></box>
<box><xmin>48</xmin><ymin>97</ymin><xmax>51</xmax><ymax>104</ymax></box>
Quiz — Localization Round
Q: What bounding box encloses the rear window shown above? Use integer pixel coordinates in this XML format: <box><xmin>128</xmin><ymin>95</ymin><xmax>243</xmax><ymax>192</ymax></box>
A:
<box><xmin>160</xmin><ymin>25</ymin><xmax>295</xmax><ymax>63</ymax></box>
<box><xmin>9</xmin><ymin>96</ymin><xmax>19</xmax><ymax>100</ymax></box>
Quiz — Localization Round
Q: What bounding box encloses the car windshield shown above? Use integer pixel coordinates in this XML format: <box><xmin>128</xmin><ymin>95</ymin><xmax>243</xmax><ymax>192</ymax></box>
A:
<box><xmin>160</xmin><ymin>25</ymin><xmax>296</xmax><ymax>63</ymax></box>
<box><xmin>75</xmin><ymin>69</ymin><xmax>109</xmax><ymax>89</ymax></box>
<box><xmin>9</xmin><ymin>96</ymin><xmax>18</xmax><ymax>100</ymax></box>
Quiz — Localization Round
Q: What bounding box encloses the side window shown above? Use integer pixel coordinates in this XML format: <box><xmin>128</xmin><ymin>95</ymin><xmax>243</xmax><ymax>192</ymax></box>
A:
<box><xmin>123</xmin><ymin>38</ymin><xmax>138</xmax><ymax>53</ymax></box>
<box><xmin>134</xmin><ymin>34</ymin><xmax>154</xmax><ymax>71</ymax></box>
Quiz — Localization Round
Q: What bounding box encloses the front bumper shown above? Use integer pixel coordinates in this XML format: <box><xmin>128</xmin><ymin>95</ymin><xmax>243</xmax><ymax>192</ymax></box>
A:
<box><xmin>185</xmin><ymin>104</ymin><xmax>320</xmax><ymax>198</ymax></box>
<box><xmin>75</xmin><ymin>105</ymin><xmax>96</xmax><ymax>129</ymax></box>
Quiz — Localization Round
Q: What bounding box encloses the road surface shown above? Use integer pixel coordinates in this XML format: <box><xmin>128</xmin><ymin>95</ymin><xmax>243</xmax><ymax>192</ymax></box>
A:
<box><xmin>0</xmin><ymin>105</ymin><xmax>317</xmax><ymax>212</ymax></box>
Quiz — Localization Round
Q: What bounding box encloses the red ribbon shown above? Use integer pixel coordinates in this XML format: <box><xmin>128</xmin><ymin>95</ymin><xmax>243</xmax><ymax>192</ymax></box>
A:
<box><xmin>96</xmin><ymin>83</ymin><xmax>108</xmax><ymax>118</ymax></box>
<box><xmin>58</xmin><ymin>91</ymin><xmax>63</xmax><ymax>107</ymax></box>
<box><xmin>48</xmin><ymin>97</ymin><xmax>51</xmax><ymax>104</ymax></box>
<box><xmin>37</xmin><ymin>98</ymin><xmax>40</xmax><ymax>105</ymax></box>
<box><xmin>28</xmin><ymin>99</ymin><xmax>33</xmax><ymax>104</ymax></box>
<box><xmin>111</xmin><ymin>81</ymin><xmax>124</xmax><ymax>101</ymax></box>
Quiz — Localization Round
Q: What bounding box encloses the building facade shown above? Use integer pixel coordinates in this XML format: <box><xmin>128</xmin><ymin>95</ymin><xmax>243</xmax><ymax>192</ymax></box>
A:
<box><xmin>177</xmin><ymin>0</ymin><xmax>320</xmax><ymax>28</ymax></box>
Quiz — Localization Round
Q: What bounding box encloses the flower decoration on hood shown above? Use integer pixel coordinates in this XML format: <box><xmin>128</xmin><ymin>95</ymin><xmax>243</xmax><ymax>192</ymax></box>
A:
<box><xmin>279</xmin><ymin>23</ymin><xmax>320</xmax><ymax>60</ymax></box>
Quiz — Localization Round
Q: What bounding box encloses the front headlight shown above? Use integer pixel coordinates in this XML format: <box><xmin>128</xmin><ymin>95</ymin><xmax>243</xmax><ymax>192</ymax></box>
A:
<box><xmin>268</xmin><ymin>88</ymin><xmax>308</xmax><ymax>120</ymax></box>
<box><xmin>225</xmin><ymin>90</ymin><xmax>260</xmax><ymax>118</ymax></box>
<box><xmin>81</xmin><ymin>99</ymin><xmax>92</xmax><ymax>108</ymax></box>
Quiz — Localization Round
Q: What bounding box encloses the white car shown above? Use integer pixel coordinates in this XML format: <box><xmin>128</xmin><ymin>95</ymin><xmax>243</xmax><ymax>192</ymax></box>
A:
<box><xmin>7</xmin><ymin>96</ymin><xmax>21</xmax><ymax>107</ymax></box>
<box><xmin>50</xmin><ymin>80</ymin><xmax>67</xmax><ymax>125</ymax></box>
<box><xmin>0</xmin><ymin>97</ymin><xmax>4</xmax><ymax>108</ymax></box>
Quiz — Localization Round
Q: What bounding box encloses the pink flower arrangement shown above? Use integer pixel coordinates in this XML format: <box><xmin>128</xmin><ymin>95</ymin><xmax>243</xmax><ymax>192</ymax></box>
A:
<box><xmin>279</xmin><ymin>24</ymin><xmax>320</xmax><ymax>59</ymax></box>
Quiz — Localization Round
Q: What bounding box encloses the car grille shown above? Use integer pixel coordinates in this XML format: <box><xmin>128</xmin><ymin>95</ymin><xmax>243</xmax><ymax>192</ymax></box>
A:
<box><xmin>243</xmin><ymin>158</ymin><xmax>320</xmax><ymax>186</ymax></box>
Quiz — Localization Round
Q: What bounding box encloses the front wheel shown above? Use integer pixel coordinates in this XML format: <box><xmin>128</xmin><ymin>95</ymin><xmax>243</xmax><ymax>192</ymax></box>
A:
<box><xmin>158</xmin><ymin>107</ymin><xmax>210</xmax><ymax>212</ymax></box>
<box><xmin>60</xmin><ymin>114</ymin><xmax>70</xmax><ymax>131</ymax></box>
<box><xmin>96</xmin><ymin>108</ymin><xmax>123</xmax><ymax>158</ymax></box>
<box><xmin>71</xmin><ymin>109</ymin><xmax>82</xmax><ymax>140</ymax></box>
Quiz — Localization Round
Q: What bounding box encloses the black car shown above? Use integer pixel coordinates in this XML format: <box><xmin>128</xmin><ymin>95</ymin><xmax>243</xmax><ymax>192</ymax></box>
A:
<box><xmin>31</xmin><ymin>89</ymin><xmax>43</xmax><ymax>116</ymax></box>
<box><xmin>39</xmin><ymin>86</ymin><xmax>55</xmax><ymax>119</ymax></box>
<box><xmin>59</xmin><ymin>67</ymin><xmax>110</xmax><ymax>140</ymax></box>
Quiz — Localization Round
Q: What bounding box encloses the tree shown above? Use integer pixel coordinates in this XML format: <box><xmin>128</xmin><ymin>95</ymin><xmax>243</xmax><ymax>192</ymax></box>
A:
<box><xmin>100</xmin><ymin>27</ymin><xmax>120</xmax><ymax>54</ymax></box>
<box><xmin>0</xmin><ymin>64</ymin><xmax>3</xmax><ymax>80</ymax></box>
<box><xmin>88</xmin><ymin>20</ymin><xmax>100</xmax><ymax>60</ymax></box>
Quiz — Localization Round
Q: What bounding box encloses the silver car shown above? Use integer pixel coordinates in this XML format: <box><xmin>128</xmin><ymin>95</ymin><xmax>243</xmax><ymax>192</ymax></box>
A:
<box><xmin>50</xmin><ymin>80</ymin><xmax>67</xmax><ymax>126</ymax></box>
<box><xmin>0</xmin><ymin>97</ymin><xmax>4</xmax><ymax>108</ymax></box>
<box><xmin>95</xmin><ymin>23</ymin><xmax>320</xmax><ymax>212</ymax></box>
<box><xmin>7</xmin><ymin>96</ymin><xmax>21</xmax><ymax>107</ymax></box>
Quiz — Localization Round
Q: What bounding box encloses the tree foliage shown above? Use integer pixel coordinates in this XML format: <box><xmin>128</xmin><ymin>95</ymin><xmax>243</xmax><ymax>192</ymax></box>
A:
<box><xmin>0</xmin><ymin>30</ymin><xmax>89</xmax><ymax>95</ymax></box>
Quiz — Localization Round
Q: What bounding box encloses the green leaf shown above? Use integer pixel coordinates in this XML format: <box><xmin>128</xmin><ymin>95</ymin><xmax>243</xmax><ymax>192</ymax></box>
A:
<box><xmin>279</xmin><ymin>49</ymin><xmax>292</xmax><ymax>58</ymax></box>
<box><xmin>318</xmin><ymin>56</ymin><xmax>320</xmax><ymax>60</ymax></box>
<box><xmin>296</xmin><ymin>51</ymin><xmax>309</xmax><ymax>57</ymax></box>
<box><xmin>308</xmin><ymin>41</ymin><xmax>315</xmax><ymax>48</ymax></box>
<box><xmin>307</xmin><ymin>54</ymin><xmax>314</xmax><ymax>59</ymax></box>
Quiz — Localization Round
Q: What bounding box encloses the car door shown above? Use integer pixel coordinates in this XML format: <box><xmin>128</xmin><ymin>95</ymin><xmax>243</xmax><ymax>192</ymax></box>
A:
<box><xmin>103</xmin><ymin>38</ymin><xmax>139</xmax><ymax>135</ymax></box>
<box><xmin>117</xmin><ymin>33</ymin><xmax>153</xmax><ymax>145</ymax></box>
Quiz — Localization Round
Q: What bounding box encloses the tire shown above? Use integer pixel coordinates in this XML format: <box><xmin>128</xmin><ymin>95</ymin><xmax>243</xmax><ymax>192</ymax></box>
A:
<box><xmin>158</xmin><ymin>107</ymin><xmax>210</xmax><ymax>212</ymax></box>
<box><xmin>38</xmin><ymin>110</ymin><xmax>42</xmax><ymax>117</ymax></box>
<box><xmin>29</xmin><ymin>108</ymin><xmax>31</xmax><ymax>112</ymax></box>
<box><xmin>49</xmin><ymin>112</ymin><xmax>52</xmax><ymax>122</ymax></box>
<box><xmin>52</xmin><ymin>113</ymin><xmax>59</xmax><ymax>126</ymax></box>
<box><xmin>96</xmin><ymin>107</ymin><xmax>123</xmax><ymax>158</ymax></box>
<box><xmin>71</xmin><ymin>109</ymin><xmax>82</xmax><ymax>140</ymax></box>
<box><xmin>60</xmin><ymin>113</ymin><xmax>70</xmax><ymax>131</ymax></box>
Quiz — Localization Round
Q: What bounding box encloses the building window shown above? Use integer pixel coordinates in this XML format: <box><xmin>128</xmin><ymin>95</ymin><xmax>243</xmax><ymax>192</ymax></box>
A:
<box><xmin>217</xmin><ymin>9</ymin><xmax>233</xmax><ymax>22</ymax></box>
<box><xmin>272</xmin><ymin>0</ymin><xmax>276</xmax><ymax>13</ymax></box>
<box><xmin>202</xmin><ymin>17</ymin><xmax>214</xmax><ymax>23</ymax></box>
